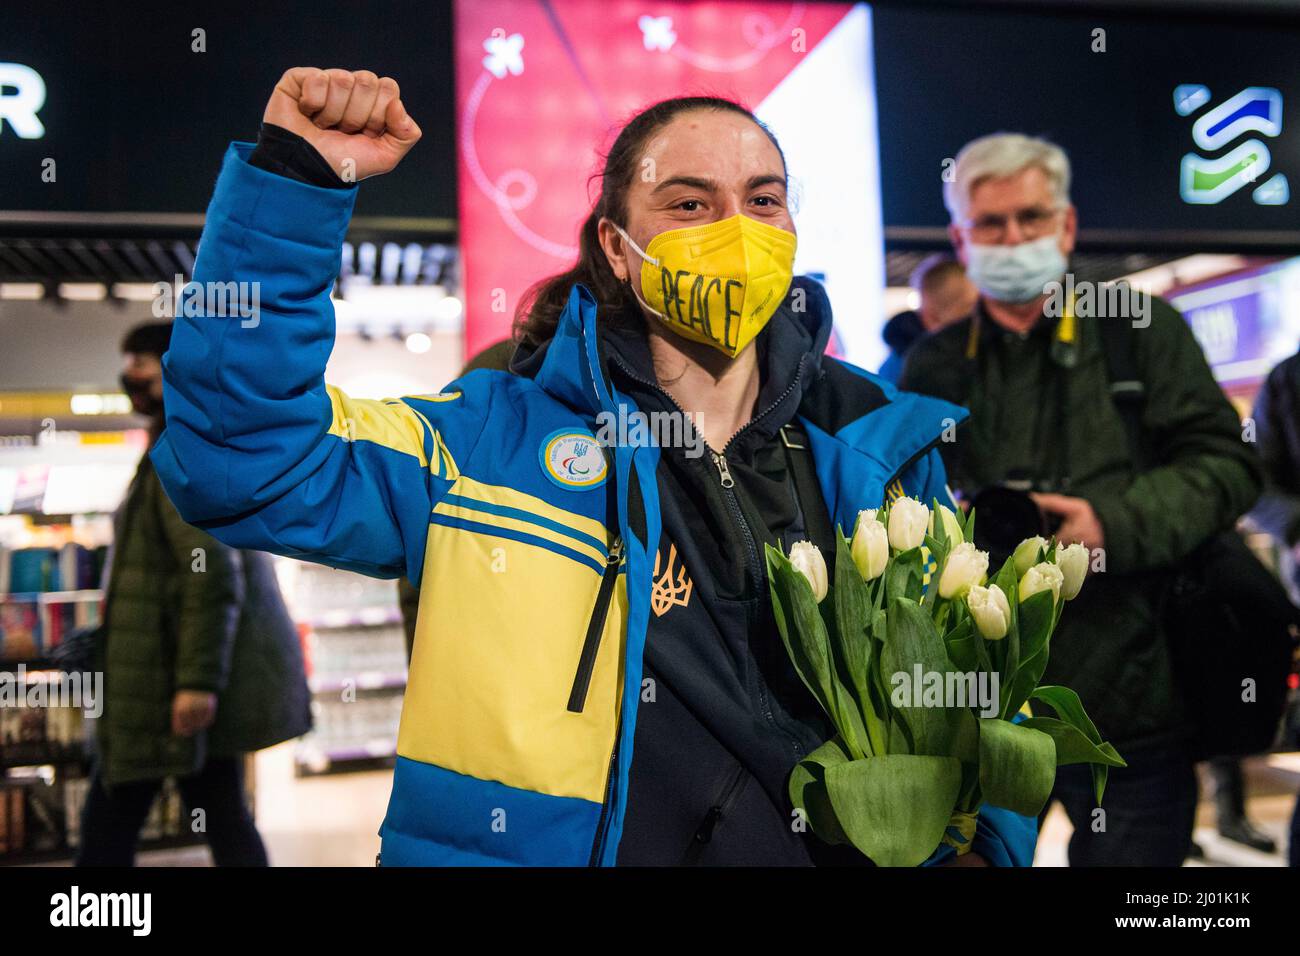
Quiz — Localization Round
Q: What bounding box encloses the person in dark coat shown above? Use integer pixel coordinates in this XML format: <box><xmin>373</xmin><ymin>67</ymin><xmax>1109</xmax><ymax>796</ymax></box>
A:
<box><xmin>878</xmin><ymin>255</ymin><xmax>977</xmax><ymax>383</ymax></box>
<box><xmin>1248</xmin><ymin>347</ymin><xmax>1300</xmax><ymax>866</ymax></box>
<box><xmin>76</xmin><ymin>322</ymin><xmax>312</xmax><ymax>866</ymax></box>
<box><xmin>900</xmin><ymin>133</ymin><xmax>1263</xmax><ymax>866</ymax></box>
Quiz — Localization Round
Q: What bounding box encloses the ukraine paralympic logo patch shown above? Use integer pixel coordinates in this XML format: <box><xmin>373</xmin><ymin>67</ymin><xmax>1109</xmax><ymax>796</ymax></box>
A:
<box><xmin>539</xmin><ymin>429</ymin><xmax>607</xmax><ymax>490</ymax></box>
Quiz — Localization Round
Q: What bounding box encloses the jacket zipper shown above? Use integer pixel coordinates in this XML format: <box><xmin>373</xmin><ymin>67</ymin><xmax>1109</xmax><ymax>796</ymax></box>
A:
<box><xmin>584</xmin><ymin>449</ymin><xmax>628</xmax><ymax>864</ymax></box>
<box><xmin>611</xmin><ymin>352</ymin><xmax>811</xmax><ymax>754</ymax></box>
<box><xmin>713</xmin><ymin>451</ymin><xmax>763</xmax><ymax>599</ymax></box>
<box><xmin>682</xmin><ymin>763</ymin><xmax>749</xmax><ymax>863</ymax></box>
<box><xmin>608</xmin><ymin>353</ymin><xmax>807</xmax><ymax>461</ymax></box>
<box><xmin>607</xmin><ymin>349</ymin><xmax>808</xmax><ymax>602</ymax></box>
<box><xmin>587</xmin><ymin>736</ymin><xmax>620</xmax><ymax>865</ymax></box>
<box><xmin>580</xmin><ymin>480</ymin><xmax>623</xmax><ymax>863</ymax></box>
<box><xmin>567</xmin><ymin>534</ymin><xmax>624</xmax><ymax>713</ymax></box>
<box><xmin>712</xmin><ymin>452</ymin><xmax>735</xmax><ymax>488</ymax></box>
<box><xmin>711</xmin><ymin>450</ymin><xmax>804</xmax><ymax>754</ymax></box>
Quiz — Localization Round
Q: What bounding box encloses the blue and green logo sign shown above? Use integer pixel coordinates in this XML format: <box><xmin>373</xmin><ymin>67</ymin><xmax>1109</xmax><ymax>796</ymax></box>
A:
<box><xmin>1176</xmin><ymin>85</ymin><xmax>1287</xmax><ymax>206</ymax></box>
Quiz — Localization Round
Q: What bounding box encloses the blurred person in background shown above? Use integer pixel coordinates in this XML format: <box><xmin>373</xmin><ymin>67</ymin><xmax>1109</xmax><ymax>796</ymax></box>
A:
<box><xmin>1202</xmin><ymin>757</ymin><xmax>1277</xmax><ymax>854</ymax></box>
<box><xmin>1251</xmin><ymin>346</ymin><xmax>1300</xmax><ymax>603</ymax></box>
<box><xmin>900</xmin><ymin>133</ymin><xmax>1262</xmax><ymax>866</ymax></box>
<box><xmin>1247</xmin><ymin>346</ymin><xmax>1300</xmax><ymax>865</ymax></box>
<box><xmin>878</xmin><ymin>255</ymin><xmax>978</xmax><ymax>384</ymax></box>
<box><xmin>77</xmin><ymin>322</ymin><xmax>312</xmax><ymax>866</ymax></box>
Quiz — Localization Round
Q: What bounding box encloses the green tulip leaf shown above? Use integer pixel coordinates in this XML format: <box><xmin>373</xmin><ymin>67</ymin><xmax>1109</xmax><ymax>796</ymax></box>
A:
<box><xmin>881</xmin><ymin>597</ymin><xmax>964</xmax><ymax>757</ymax></box>
<box><xmin>1002</xmin><ymin>590</ymin><xmax>1056</xmax><ymax>718</ymax></box>
<box><xmin>832</xmin><ymin>533</ymin><xmax>887</xmax><ymax>755</ymax></box>
<box><xmin>949</xmin><ymin>702</ymin><xmax>981</xmax><ymax>766</ymax></box>
<box><xmin>1017</xmin><ymin>589</ymin><xmax>1055</xmax><ymax>658</ymax></box>
<box><xmin>1019</xmin><ymin>716</ymin><xmax>1129</xmax><ymax>768</ymax></box>
<box><xmin>945</xmin><ymin>623</ymin><xmax>979</xmax><ymax>673</ymax></box>
<box><xmin>1029</xmin><ymin>685</ymin><xmax>1123</xmax><ymax>805</ymax></box>
<box><xmin>1091</xmin><ymin>763</ymin><xmax>1111</xmax><ymax>807</ymax></box>
<box><xmin>885</xmin><ymin>547</ymin><xmax>925</xmax><ymax>606</ymax></box>
<box><xmin>789</xmin><ymin>737</ymin><xmax>852</xmax><ymax>846</ymax></box>
<box><xmin>978</xmin><ymin>717</ymin><xmax>1057</xmax><ymax>817</ymax></box>
<box><xmin>825</xmin><ymin>754</ymin><xmax>963</xmax><ymax>866</ymax></box>
<box><xmin>991</xmin><ymin>556</ymin><xmax>1021</xmax><ymax>707</ymax></box>
<box><xmin>767</xmin><ymin>545</ymin><xmax>839</xmax><ymax>730</ymax></box>
<box><xmin>1030</xmin><ymin>685</ymin><xmax>1103</xmax><ymax>743</ymax></box>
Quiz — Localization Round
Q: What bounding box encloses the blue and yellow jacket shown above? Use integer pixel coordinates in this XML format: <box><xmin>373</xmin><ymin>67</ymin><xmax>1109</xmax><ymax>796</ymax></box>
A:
<box><xmin>153</xmin><ymin>143</ymin><xmax>1038</xmax><ymax>866</ymax></box>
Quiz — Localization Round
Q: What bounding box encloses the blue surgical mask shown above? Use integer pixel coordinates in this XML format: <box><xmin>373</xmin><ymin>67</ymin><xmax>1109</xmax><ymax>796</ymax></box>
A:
<box><xmin>964</xmin><ymin>235</ymin><xmax>1067</xmax><ymax>305</ymax></box>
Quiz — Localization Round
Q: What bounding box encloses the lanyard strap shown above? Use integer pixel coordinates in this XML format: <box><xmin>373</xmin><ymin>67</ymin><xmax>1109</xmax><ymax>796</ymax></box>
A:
<box><xmin>779</xmin><ymin>422</ymin><xmax>838</xmax><ymax>555</ymax></box>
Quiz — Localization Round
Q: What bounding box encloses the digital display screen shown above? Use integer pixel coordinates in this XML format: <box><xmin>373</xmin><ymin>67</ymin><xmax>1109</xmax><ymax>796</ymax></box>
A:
<box><xmin>453</xmin><ymin>0</ymin><xmax>886</xmax><ymax>365</ymax></box>
<box><xmin>0</xmin><ymin>0</ymin><xmax>457</xmax><ymax>225</ymax></box>
<box><xmin>872</xmin><ymin>5</ymin><xmax>1300</xmax><ymax>242</ymax></box>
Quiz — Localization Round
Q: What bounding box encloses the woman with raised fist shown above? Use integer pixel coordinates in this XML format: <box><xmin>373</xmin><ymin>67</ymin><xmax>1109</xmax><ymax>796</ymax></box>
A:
<box><xmin>153</xmin><ymin>67</ymin><xmax>1034</xmax><ymax>867</ymax></box>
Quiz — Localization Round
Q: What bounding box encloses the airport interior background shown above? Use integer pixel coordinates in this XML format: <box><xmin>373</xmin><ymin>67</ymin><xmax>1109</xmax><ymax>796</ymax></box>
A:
<box><xmin>1</xmin><ymin>0</ymin><xmax>1298</xmax><ymax>865</ymax></box>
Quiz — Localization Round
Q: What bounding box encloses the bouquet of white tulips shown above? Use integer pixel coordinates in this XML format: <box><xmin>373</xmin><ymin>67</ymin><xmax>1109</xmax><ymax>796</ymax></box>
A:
<box><xmin>766</xmin><ymin>498</ymin><xmax>1124</xmax><ymax>866</ymax></box>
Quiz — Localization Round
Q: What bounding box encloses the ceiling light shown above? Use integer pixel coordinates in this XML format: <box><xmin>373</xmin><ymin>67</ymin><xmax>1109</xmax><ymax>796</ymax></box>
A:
<box><xmin>405</xmin><ymin>332</ymin><xmax>432</xmax><ymax>354</ymax></box>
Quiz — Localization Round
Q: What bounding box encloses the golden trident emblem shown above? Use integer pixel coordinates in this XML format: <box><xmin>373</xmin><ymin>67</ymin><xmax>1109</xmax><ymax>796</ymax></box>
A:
<box><xmin>651</xmin><ymin>542</ymin><xmax>693</xmax><ymax>617</ymax></box>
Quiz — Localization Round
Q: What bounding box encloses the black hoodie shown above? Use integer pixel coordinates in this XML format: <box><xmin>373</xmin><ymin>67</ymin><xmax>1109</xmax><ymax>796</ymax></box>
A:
<box><xmin>513</xmin><ymin>285</ymin><xmax>869</xmax><ymax>865</ymax></box>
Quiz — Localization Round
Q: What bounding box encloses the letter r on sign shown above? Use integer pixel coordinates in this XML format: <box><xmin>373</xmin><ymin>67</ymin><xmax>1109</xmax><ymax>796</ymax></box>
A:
<box><xmin>0</xmin><ymin>64</ymin><xmax>46</xmax><ymax>138</ymax></box>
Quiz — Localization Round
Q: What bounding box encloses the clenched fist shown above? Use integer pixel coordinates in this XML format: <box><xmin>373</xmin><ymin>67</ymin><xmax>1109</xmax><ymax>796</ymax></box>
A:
<box><xmin>264</xmin><ymin>67</ymin><xmax>422</xmax><ymax>182</ymax></box>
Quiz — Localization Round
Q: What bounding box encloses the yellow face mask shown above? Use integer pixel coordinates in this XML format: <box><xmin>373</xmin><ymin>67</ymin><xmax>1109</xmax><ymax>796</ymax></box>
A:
<box><xmin>612</xmin><ymin>214</ymin><xmax>798</xmax><ymax>358</ymax></box>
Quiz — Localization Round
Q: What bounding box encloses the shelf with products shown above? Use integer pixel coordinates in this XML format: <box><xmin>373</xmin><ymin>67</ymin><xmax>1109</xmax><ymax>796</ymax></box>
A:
<box><xmin>0</xmin><ymin>765</ymin><xmax>205</xmax><ymax>865</ymax></box>
<box><xmin>0</xmin><ymin>680</ymin><xmax>95</xmax><ymax>863</ymax></box>
<box><xmin>0</xmin><ymin>667</ymin><xmax>92</xmax><ymax>769</ymax></box>
<box><xmin>0</xmin><ymin>548</ymin><xmax>109</xmax><ymax>671</ymax></box>
<box><xmin>0</xmin><ymin>651</ymin><xmax>99</xmax><ymax>861</ymax></box>
<box><xmin>0</xmin><ymin>681</ymin><xmax>257</xmax><ymax>863</ymax></box>
<box><xmin>0</xmin><ymin>428</ymin><xmax>269</xmax><ymax>862</ymax></box>
<box><xmin>0</xmin><ymin>652</ymin><xmax>245</xmax><ymax>863</ymax></box>
<box><xmin>276</xmin><ymin>560</ymin><xmax>409</xmax><ymax>776</ymax></box>
<box><xmin>0</xmin><ymin>510</ymin><xmax>114</xmax><ymax>665</ymax></box>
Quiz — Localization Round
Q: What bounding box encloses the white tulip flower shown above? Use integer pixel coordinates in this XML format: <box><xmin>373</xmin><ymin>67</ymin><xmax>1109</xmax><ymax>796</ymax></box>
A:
<box><xmin>850</xmin><ymin>512</ymin><xmax>889</xmax><ymax>581</ymax></box>
<box><xmin>888</xmin><ymin>498</ymin><xmax>929</xmax><ymax>552</ymax></box>
<box><xmin>928</xmin><ymin>503</ymin><xmax>965</xmax><ymax>545</ymax></box>
<box><xmin>938</xmin><ymin>542</ymin><xmax>989</xmax><ymax>599</ymax></box>
<box><xmin>789</xmin><ymin>541</ymin><xmax>829</xmax><ymax>603</ymax></box>
<box><xmin>1012</xmin><ymin>536</ymin><xmax>1048</xmax><ymax>577</ymax></box>
<box><xmin>1019</xmin><ymin>561</ymin><xmax>1064</xmax><ymax>606</ymax></box>
<box><xmin>1054</xmin><ymin>542</ymin><xmax>1089</xmax><ymax>600</ymax></box>
<box><xmin>967</xmin><ymin>583</ymin><xmax>1011</xmax><ymax>640</ymax></box>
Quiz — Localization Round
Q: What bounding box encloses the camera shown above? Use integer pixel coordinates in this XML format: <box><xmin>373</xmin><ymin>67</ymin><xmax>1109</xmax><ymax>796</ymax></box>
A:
<box><xmin>964</xmin><ymin>482</ymin><xmax>1062</xmax><ymax>567</ymax></box>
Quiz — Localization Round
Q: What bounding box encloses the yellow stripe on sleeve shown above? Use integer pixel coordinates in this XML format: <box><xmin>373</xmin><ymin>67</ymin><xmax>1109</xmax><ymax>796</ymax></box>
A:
<box><xmin>325</xmin><ymin>385</ymin><xmax>429</xmax><ymax>465</ymax></box>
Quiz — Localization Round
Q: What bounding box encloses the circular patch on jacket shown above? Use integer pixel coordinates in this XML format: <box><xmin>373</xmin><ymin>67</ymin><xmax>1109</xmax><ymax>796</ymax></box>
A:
<box><xmin>539</xmin><ymin>429</ymin><xmax>607</xmax><ymax>490</ymax></box>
